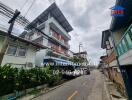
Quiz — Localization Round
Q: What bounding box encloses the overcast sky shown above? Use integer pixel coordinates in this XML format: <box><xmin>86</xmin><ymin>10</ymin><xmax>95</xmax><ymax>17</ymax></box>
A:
<box><xmin>0</xmin><ymin>0</ymin><xmax>115</xmax><ymax>64</ymax></box>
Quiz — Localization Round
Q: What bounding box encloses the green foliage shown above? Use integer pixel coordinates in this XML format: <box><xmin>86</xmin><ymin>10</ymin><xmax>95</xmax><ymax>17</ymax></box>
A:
<box><xmin>0</xmin><ymin>65</ymin><xmax>60</xmax><ymax>96</ymax></box>
<box><xmin>69</xmin><ymin>56</ymin><xmax>83</xmax><ymax>63</ymax></box>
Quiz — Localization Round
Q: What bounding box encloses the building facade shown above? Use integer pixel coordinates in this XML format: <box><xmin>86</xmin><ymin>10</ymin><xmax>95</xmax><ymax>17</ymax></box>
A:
<box><xmin>0</xmin><ymin>30</ymin><xmax>46</xmax><ymax>68</ymax></box>
<box><xmin>20</xmin><ymin>3</ymin><xmax>73</xmax><ymax>66</ymax></box>
<box><xmin>101</xmin><ymin>0</ymin><xmax>132</xmax><ymax>98</ymax></box>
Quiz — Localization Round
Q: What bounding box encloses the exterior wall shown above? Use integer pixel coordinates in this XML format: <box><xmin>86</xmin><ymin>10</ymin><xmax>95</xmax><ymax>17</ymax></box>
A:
<box><xmin>113</xmin><ymin>28</ymin><xmax>126</xmax><ymax>45</ymax></box>
<box><xmin>25</xmin><ymin>15</ymin><xmax>71</xmax><ymax>66</ymax></box>
<box><xmin>35</xmin><ymin>49</ymin><xmax>47</xmax><ymax>67</ymax></box>
<box><xmin>0</xmin><ymin>36</ymin><xmax>37</xmax><ymax>68</ymax></box>
<box><xmin>0</xmin><ymin>35</ymin><xmax>5</xmax><ymax>51</ymax></box>
<box><xmin>109</xmin><ymin>60</ymin><xmax>117</xmax><ymax>67</ymax></box>
<box><xmin>48</xmin><ymin>17</ymin><xmax>71</xmax><ymax>39</ymax></box>
<box><xmin>119</xmin><ymin>49</ymin><xmax>132</xmax><ymax>65</ymax></box>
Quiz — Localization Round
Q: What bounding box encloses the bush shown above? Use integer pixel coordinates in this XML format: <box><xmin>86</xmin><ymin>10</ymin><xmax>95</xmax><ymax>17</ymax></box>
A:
<box><xmin>0</xmin><ymin>65</ymin><xmax>61</xmax><ymax>96</ymax></box>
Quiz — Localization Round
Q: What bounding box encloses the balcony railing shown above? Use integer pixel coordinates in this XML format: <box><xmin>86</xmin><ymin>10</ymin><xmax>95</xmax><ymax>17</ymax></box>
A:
<box><xmin>51</xmin><ymin>32</ymin><xmax>70</xmax><ymax>49</ymax></box>
<box><xmin>50</xmin><ymin>45</ymin><xmax>70</xmax><ymax>57</ymax></box>
<box><xmin>116</xmin><ymin>24</ymin><xmax>132</xmax><ymax>56</ymax></box>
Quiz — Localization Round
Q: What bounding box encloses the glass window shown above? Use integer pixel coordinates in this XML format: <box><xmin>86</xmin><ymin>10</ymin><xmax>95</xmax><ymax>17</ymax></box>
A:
<box><xmin>119</xmin><ymin>43</ymin><xmax>123</xmax><ymax>54</ymax></box>
<box><xmin>117</xmin><ymin>45</ymin><xmax>121</xmax><ymax>56</ymax></box>
<box><xmin>17</xmin><ymin>47</ymin><xmax>27</xmax><ymax>57</ymax></box>
<box><xmin>122</xmin><ymin>39</ymin><xmax>127</xmax><ymax>52</ymax></box>
<box><xmin>6</xmin><ymin>45</ymin><xmax>17</xmax><ymax>55</ymax></box>
<box><xmin>125</xmin><ymin>33</ymin><xmax>132</xmax><ymax>49</ymax></box>
<box><xmin>128</xmin><ymin>30</ymin><xmax>132</xmax><ymax>42</ymax></box>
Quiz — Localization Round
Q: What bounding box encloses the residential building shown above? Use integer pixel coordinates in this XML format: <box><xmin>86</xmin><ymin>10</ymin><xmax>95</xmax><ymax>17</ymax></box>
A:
<box><xmin>101</xmin><ymin>30</ymin><xmax>126</xmax><ymax>97</ymax></box>
<box><xmin>110</xmin><ymin>0</ymin><xmax>132</xmax><ymax>99</ymax></box>
<box><xmin>73</xmin><ymin>51</ymin><xmax>88</xmax><ymax>66</ymax></box>
<box><xmin>101</xmin><ymin>0</ymin><xmax>132</xmax><ymax>98</ymax></box>
<box><xmin>0</xmin><ymin>29</ymin><xmax>46</xmax><ymax>68</ymax></box>
<box><xmin>73</xmin><ymin>51</ymin><xmax>88</xmax><ymax>61</ymax></box>
<box><xmin>20</xmin><ymin>3</ymin><xmax>73</xmax><ymax>66</ymax></box>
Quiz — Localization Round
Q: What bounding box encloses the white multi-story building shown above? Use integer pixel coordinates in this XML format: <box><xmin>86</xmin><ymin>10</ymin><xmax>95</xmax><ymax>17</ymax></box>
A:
<box><xmin>20</xmin><ymin>3</ymin><xmax>73</xmax><ymax>66</ymax></box>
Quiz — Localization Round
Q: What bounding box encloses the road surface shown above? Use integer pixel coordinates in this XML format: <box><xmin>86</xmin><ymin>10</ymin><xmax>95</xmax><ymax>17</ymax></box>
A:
<box><xmin>33</xmin><ymin>70</ymin><xmax>107</xmax><ymax>100</ymax></box>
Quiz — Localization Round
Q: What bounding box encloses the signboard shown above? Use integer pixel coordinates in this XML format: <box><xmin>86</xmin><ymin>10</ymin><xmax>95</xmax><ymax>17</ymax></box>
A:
<box><xmin>110</xmin><ymin>5</ymin><xmax>124</xmax><ymax>17</ymax></box>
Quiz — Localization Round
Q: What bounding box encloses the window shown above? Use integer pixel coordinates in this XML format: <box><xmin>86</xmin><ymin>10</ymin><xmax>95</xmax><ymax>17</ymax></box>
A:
<box><xmin>6</xmin><ymin>45</ymin><xmax>17</xmax><ymax>55</ymax></box>
<box><xmin>125</xmin><ymin>33</ymin><xmax>132</xmax><ymax>49</ymax></box>
<box><xmin>122</xmin><ymin>39</ymin><xmax>127</xmax><ymax>52</ymax></box>
<box><xmin>17</xmin><ymin>47</ymin><xmax>27</xmax><ymax>57</ymax></box>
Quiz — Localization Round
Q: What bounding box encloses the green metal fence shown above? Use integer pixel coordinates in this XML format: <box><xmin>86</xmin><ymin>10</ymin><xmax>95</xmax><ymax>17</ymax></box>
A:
<box><xmin>116</xmin><ymin>24</ymin><xmax>132</xmax><ymax>56</ymax></box>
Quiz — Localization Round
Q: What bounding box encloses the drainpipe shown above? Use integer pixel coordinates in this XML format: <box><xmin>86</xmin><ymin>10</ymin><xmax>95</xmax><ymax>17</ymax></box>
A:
<box><xmin>109</xmin><ymin>30</ymin><xmax>131</xmax><ymax>100</ymax></box>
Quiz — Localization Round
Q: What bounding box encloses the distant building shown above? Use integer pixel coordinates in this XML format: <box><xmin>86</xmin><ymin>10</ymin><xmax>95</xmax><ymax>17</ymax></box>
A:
<box><xmin>73</xmin><ymin>51</ymin><xmax>88</xmax><ymax>64</ymax></box>
<box><xmin>0</xmin><ymin>29</ymin><xmax>46</xmax><ymax>68</ymax></box>
<box><xmin>68</xmin><ymin>50</ymin><xmax>74</xmax><ymax>58</ymax></box>
<box><xmin>20</xmin><ymin>3</ymin><xmax>73</xmax><ymax>66</ymax></box>
<box><xmin>74</xmin><ymin>51</ymin><xmax>87</xmax><ymax>60</ymax></box>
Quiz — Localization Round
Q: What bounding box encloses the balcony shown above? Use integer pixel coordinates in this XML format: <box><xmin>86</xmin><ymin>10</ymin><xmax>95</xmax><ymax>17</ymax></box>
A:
<box><xmin>49</xmin><ymin>44</ymin><xmax>69</xmax><ymax>58</ymax></box>
<box><xmin>48</xmin><ymin>17</ymin><xmax>71</xmax><ymax>40</ymax></box>
<box><xmin>50</xmin><ymin>30</ymin><xmax>70</xmax><ymax>49</ymax></box>
<box><xmin>116</xmin><ymin>24</ymin><xmax>132</xmax><ymax>56</ymax></box>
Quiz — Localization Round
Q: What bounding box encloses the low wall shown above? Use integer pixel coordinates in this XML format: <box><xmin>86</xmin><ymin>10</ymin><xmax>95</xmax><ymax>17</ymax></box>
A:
<box><xmin>0</xmin><ymin>84</ymin><xmax>48</xmax><ymax>100</ymax></box>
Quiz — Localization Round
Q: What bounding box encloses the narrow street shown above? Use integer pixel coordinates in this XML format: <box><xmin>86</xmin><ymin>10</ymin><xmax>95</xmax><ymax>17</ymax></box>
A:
<box><xmin>33</xmin><ymin>70</ymin><xmax>108</xmax><ymax>100</ymax></box>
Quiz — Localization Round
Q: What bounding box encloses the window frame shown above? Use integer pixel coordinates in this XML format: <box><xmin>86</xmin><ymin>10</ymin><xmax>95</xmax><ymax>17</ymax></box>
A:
<box><xmin>6</xmin><ymin>45</ymin><xmax>17</xmax><ymax>56</ymax></box>
<box><xmin>16</xmin><ymin>46</ymin><xmax>27</xmax><ymax>57</ymax></box>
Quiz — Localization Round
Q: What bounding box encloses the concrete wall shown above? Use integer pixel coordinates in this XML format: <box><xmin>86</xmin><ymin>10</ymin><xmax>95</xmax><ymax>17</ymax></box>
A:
<box><xmin>119</xmin><ymin>49</ymin><xmax>132</xmax><ymax>65</ymax></box>
<box><xmin>0</xmin><ymin>36</ymin><xmax>37</xmax><ymax>68</ymax></box>
<box><xmin>0</xmin><ymin>35</ymin><xmax>5</xmax><ymax>51</ymax></box>
<box><xmin>113</xmin><ymin>28</ymin><xmax>126</xmax><ymax>45</ymax></box>
<box><xmin>35</xmin><ymin>49</ymin><xmax>47</xmax><ymax>67</ymax></box>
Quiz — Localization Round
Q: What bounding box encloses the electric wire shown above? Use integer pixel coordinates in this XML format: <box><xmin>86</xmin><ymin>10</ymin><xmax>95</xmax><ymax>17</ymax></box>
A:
<box><xmin>24</xmin><ymin>0</ymin><xmax>36</xmax><ymax>17</ymax></box>
<box><xmin>20</xmin><ymin>0</ymin><xmax>29</xmax><ymax>11</ymax></box>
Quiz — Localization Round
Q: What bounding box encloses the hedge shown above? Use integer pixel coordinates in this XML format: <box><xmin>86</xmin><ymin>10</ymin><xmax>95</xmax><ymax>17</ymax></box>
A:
<box><xmin>0</xmin><ymin>64</ymin><xmax>60</xmax><ymax>96</ymax></box>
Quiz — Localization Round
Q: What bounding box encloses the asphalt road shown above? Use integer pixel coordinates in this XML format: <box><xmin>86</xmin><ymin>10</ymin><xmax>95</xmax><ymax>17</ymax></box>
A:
<box><xmin>33</xmin><ymin>70</ymin><xmax>106</xmax><ymax>100</ymax></box>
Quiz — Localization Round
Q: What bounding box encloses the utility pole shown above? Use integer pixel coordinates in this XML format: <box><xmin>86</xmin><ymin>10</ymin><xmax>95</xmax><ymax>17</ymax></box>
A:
<box><xmin>0</xmin><ymin>9</ymin><xmax>20</xmax><ymax>65</ymax></box>
<box><xmin>79</xmin><ymin>43</ymin><xmax>82</xmax><ymax>53</ymax></box>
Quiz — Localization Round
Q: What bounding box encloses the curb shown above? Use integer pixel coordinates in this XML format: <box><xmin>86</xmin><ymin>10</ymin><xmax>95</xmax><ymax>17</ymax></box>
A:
<box><xmin>30</xmin><ymin>84</ymin><xmax>64</xmax><ymax>100</ymax></box>
<box><xmin>102</xmin><ymin>74</ymin><xmax>111</xmax><ymax>100</ymax></box>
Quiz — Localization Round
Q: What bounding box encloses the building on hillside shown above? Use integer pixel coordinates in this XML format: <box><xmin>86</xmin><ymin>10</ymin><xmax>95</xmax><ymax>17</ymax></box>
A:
<box><xmin>0</xmin><ymin>29</ymin><xmax>46</xmax><ymax>68</ymax></box>
<box><xmin>20</xmin><ymin>3</ymin><xmax>73</xmax><ymax>66</ymax></box>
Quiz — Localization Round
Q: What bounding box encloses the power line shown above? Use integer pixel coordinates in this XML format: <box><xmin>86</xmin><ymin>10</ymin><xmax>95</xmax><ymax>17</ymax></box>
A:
<box><xmin>24</xmin><ymin>0</ymin><xmax>36</xmax><ymax>17</ymax></box>
<box><xmin>20</xmin><ymin>0</ymin><xmax>29</xmax><ymax>11</ymax></box>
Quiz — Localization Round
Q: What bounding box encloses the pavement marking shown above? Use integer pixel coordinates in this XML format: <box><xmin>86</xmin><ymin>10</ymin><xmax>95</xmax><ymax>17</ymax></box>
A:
<box><xmin>67</xmin><ymin>90</ymin><xmax>78</xmax><ymax>100</ymax></box>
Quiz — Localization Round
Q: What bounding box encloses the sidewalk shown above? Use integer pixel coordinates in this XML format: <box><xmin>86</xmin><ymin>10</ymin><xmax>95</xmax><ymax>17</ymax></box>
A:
<box><xmin>103</xmin><ymin>74</ymin><xmax>127</xmax><ymax>100</ymax></box>
<box><xmin>87</xmin><ymin>70</ymin><xmax>110</xmax><ymax>100</ymax></box>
